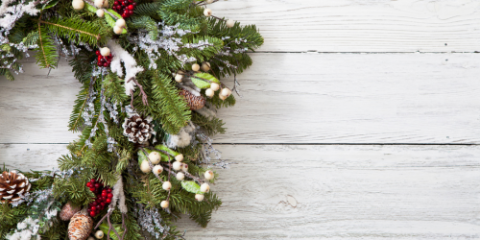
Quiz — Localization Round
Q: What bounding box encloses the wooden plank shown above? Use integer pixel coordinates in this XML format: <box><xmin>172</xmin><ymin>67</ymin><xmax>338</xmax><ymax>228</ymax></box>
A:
<box><xmin>210</xmin><ymin>0</ymin><xmax>480</xmax><ymax>52</ymax></box>
<box><xmin>2</xmin><ymin>144</ymin><xmax>480</xmax><ymax>239</ymax></box>
<box><xmin>0</xmin><ymin>144</ymin><xmax>67</xmax><ymax>171</ymax></box>
<box><xmin>1</xmin><ymin>53</ymin><xmax>480</xmax><ymax>144</ymax></box>
<box><xmin>0</xmin><ymin>59</ymin><xmax>80</xmax><ymax>143</ymax></box>
<box><xmin>178</xmin><ymin>145</ymin><xmax>480</xmax><ymax>239</ymax></box>
<box><xmin>214</xmin><ymin>53</ymin><xmax>480</xmax><ymax>143</ymax></box>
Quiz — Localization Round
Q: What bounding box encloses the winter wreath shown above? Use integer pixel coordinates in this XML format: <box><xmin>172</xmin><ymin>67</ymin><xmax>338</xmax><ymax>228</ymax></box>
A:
<box><xmin>0</xmin><ymin>0</ymin><xmax>263</xmax><ymax>239</ymax></box>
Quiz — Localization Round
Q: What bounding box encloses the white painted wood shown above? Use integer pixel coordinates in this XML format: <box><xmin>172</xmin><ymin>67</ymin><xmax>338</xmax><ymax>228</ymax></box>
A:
<box><xmin>0</xmin><ymin>144</ymin><xmax>67</xmax><ymax>171</ymax></box>
<box><xmin>2</xmin><ymin>144</ymin><xmax>480</xmax><ymax>239</ymax></box>
<box><xmin>2</xmin><ymin>53</ymin><xmax>480</xmax><ymax>144</ymax></box>
<box><xmin>210</xmin><ymin>0</ymin><xmax>480</xmax><ymax>52</ymax></box>
<box><xmin>0</xmin><ymin>59</ymin><xmax>80</xmax><ymax>143</ymax></box>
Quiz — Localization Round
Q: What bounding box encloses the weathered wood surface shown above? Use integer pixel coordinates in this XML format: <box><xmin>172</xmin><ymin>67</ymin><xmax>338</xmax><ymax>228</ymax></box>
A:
<box><xmin>3</xmin><ymin>144</ymin><xmax>480</xmax><ymax>239</ymax></box>
<box><xmin>1</xmin><ymin>0</ymin><xmax>480</xmax><ymax>239</ymax></box>
<box><xmin>210</xmin><ymin>0</ymin><xmax>480</xmax><ymax>52</ymax></box>
<box><xmin>2</xmin><ymin>53</ymin><xmax>480</xmax><ymax>144</ymax></box>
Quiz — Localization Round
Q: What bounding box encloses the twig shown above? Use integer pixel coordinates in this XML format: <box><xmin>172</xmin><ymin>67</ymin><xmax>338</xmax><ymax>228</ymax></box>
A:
<box><xmin>127</xmin><ymin>78</ymin><xmax>149</xmax><ymax>106</ymax></box>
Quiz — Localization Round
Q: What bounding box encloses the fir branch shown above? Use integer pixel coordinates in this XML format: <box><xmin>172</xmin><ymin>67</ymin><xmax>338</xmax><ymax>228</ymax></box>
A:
<box><xmin>40</xmin><ymin>17</ymin><xmax>102</xmax><ymax>45</ymax></box>
<box><xmin>151</xmin><ymin>72</ymin><xmax>191</xmax><ymax>134</ymax></box>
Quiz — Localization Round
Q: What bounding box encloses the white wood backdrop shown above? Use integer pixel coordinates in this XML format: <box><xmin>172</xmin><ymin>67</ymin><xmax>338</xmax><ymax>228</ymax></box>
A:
<box><xmin>1</xmin><ymin>0</ymin><xmax>480</xmax><ymax>239</ymax></box>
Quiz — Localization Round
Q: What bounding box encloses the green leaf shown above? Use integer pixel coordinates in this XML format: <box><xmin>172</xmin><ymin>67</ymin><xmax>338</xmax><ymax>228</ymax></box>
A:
<box><xmin>137</xmin><ymin>149</ymin><xmax>151</xmax><ymax>165</ymax></box>
<box><xmin>191</xmin><ymin>73</ymin><xmax>220</xmax><ymax>89</ymax></box>
<box><xmin>85</xmin><ymin>2</ymin><xmax>97</xmax><ymax>13</ymax></box>
<box><xmin>99</xmin><ymin>223</ymin><xmax>124</xmax><ymax>240</ymax></box>
<box><xmin>42</xmin><ymin>0</ymin><xmax>59</xmax><ymax>10</ymax></box>
<box><xmin>181</xmin><ymin>181</ymin><xmax>202</xmax><ymax>194</ymax></box>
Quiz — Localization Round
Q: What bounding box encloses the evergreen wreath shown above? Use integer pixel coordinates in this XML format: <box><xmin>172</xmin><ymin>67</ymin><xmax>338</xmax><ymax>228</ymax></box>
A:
<box><xmin>0</xmin><ymin>0</ymin><xmax>263</xmax><ymax>239</ymax></box>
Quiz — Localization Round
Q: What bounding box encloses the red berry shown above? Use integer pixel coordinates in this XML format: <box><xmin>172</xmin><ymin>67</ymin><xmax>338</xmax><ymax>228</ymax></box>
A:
<box><xmin>95</xmin><ymin>50</ymin><xmax>100</xmax><ymax>55</ymax></box>
<box><xmin>86</xmin><ymin>182</ymin><xmax>91</xmax><ymax>187</ymax></box>
<box><xmin>101</xmin><ymin>202</ymin><xmax>106</xmax><ymax>207</ymax></box>
<box><xmin>95</xmin><ymin>183</ymin><xmax>100</xmax><ymax>188</ymax></box>
<box><xmin>107</xmin><ymin>193</ymin><xmax>113</xmax><ymax>198</ymax></box>
<box><xmin>107</xmin><ymin>188</ymin><xmax>112</xmax><ymax>193</ymax></box>
<box><xmin>90</xmin><ymin>179</ymin><xmax>95</xmax><ymax>183</ymax></box>
<box><xmin>106</xmin><ymin>198</ymin><xmax>111</xmax><ymax>203</ymax></box>
<box><xmin>90</xmin><ymin>211</ymin><xmax>95</xmax><ymax>216</ymax></box>
<box><xmin>122</xmin><ymin>13</ymin><xmax>127</xmax><ymax>18</ymax></box>
<box><xmin>132</xmin><ymin>2</ymin><xmax>136</xmax><ymax>6</ymax></box>
<box><xmin>128</xmin><ymin>5</ymin><xmax>134</xmax><ymax>10</ymax></box>
<box><xmin>89</xmin><ymin>187</ymin><xmax>95</xmax><ymax>192</ymax></box>
<box><xmin>103</xmin><ymin>63</ymin><xmax>109</xmax><ymax>67</ymax></box>
<box><xmin>97</xmin><ymin>204</ymin><xmax>101</xmax><ymax>209</ymax></box>
<box><xmin>101</xmin><ymin>192</ymin><xmax>107</xmax><ymax>197</ymax></box>
<box><xmin>91</xmin><ymin>206</ymin><xmax>96</xmax><ymax>211</ymax></box>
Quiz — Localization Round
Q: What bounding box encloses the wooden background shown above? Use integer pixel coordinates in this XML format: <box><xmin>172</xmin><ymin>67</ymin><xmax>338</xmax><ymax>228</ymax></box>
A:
<box><xmin>1</xmin><ymin>0</ymin><xmax>480</xmax><ymax>239</ymax></box>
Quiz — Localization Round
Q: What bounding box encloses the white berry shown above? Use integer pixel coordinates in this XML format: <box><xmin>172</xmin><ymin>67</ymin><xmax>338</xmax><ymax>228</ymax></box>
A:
<box><xmin>96</xmin><ymin>9</ymin><xmax>105</xmax><ymax>18</ymax></box>
<box><xmin>94</xmin><ymin>0</ymin><xmax>104</xmax><ymax>8</ymax></box>
<box><xmin>206</xmin><ymin>0</ymin><xmax>214</xmax><ymax>3</ymax></box>
<box><xmin>149</xmin><ymin>152</ymin><xmax>161</xmax><ymax>164</ymax></box>
<box><xmin>72</xmin><ymin>0</ymin><xmax>85</xmax><ymax>10</ymax></box>
<box><xmin>226</xmin><ymin>19</ymin><xmax>235</xmax><ymax>28</ymax></box>
<box><xmin>192</xmin><ymin>63</ymin><xmax>200</xmax><ymax>72</ymax></box>
<box><xmin>162</xmin><ymin>181</ymin><xmax>172</xmax><ymax>191</ymax></box>
<box><xmin>160</xmin><ymin>200</ymin><xmax>169</xmax><ymax>208</ymax></box>
<box><xmin>200</xmin><ymin>183</ymin><xmax>210</xmax><ymax>193</ymax></box>
<box><xmin>201</xmin><ymin>62</ymin><xmax>211</xmax><ymax>71</ymax></box>
<box><xmin>195</xmin><ymin>194</ymin><xmax>205</xmax><ymax>202</ymax></box>
<box><xmin>140</xmin><ymin>160</ymin><xmax>151</xmax><ymax>173</ymax></box>
<box><xmin>113</xmin><ymin>26</ymin><xmax>123</xmax><ymax>34</ymax></box>
<box><xmin>182</xmin><ymin>163</ymin><xmax>189</xmax><ymax>172</ymax></box>
<box><xmin>219</xmin><ymin>94</ymin><xmax>228</xmax><ymax>101</ymax></box>
<box><xmin>175</xmin><ymin>154</ymin><xmax>184</xmax><ymax>162</ymax></box>
<box><xmin>95</xmin><ymin>230</ymin><xmax>104</xmax><ymax>239</ymax></box>
<box><xmin>88</xmin><ymin>237</ymin><xmax>95</xmax><ymax>240</ymax></box>
<box><xmin>210</xmin><ymin>83</ymin><xmax>220</xmax><ymax>91</ymax></box>
<box><xmin>175</xmin><ymin>74</ymin><xmax>183</xmax><ymax>83</ymax></box>
<box><xmin>100</xmin><ymin>47</ymin><xmax>110</xmax><ymax>57</ymax></box>
<box><xmin>204</xmin><ymin>170</ymin><xmax>214</xmax><ymax>180</ymax></box>
<box><xmin>103</xmin><ymin>0</ymin><xmax>109</xmax><ymax>7</ymax></box>
<box><xmin>172</xmin><ymin>161</ymin><xmax>182</xmax><ymax>171</ymax></box>
<box><xmin>153</xmin><ymin>165</ymin><xmax>163</xmax><ymax>175</ymax></box>
<box><xmin>116</xmin><ymin>18</ymin><xmax>126</xmax><ymax>28</ymax></box>
<box><xmin>176</xmin><ymin>172</ymin><xmax>185</xmax><ymax>181</ymax></box>
<box><xmin>221</xmin><ymin>88</ymin><xmax>232</xmax><ymax>97</ymax></box>
<box><xmin>203</xmin><ymin>8</ymin><xmax>212</xmax><ymax>17</ymax></box>
<box><xmin>205</xmin><ymin>89</ymin><xmax>215</xmax><ymax>98</ymax></box>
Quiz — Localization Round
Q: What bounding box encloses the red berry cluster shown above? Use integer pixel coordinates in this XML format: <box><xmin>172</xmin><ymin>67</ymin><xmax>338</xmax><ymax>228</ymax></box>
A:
<box><xmin>86</xmin><ymin>179</ymin><xmax>113</xmax><ymax>217</ymax></box>
<box><xmin>96</xmin><ymin>50</ymin><xmax>112</xmax><ymax>67</ymax></box>
<box><xmin>113</xmin><ymin>0</ymin><xmax>136</xmax><ymax>18</ymax></box>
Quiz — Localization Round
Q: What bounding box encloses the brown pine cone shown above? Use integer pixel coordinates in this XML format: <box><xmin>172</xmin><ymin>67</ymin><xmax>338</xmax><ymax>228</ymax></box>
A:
<box><xmin>0</xmin><ymin>171</ymin><xmax>31</xmax><ymax>204</ymax></box>
<box><xmin>180</xmin><ymin>89</ymin><xmax>206</xmax><ymax>110</ymax></box>
<box><xmin>60</xmin><ymin>201</ymin><xmax>82</xmax><ymax>221</ymax></box>
<box><xmin>68</xmin><ymin>210</ymin><xmax>93</xmax><ymax>240</ymax></box>
<box><xmin>122</xmin><ymin>114</ymin><xmax>154</xmax><ymax>144</ymax></box>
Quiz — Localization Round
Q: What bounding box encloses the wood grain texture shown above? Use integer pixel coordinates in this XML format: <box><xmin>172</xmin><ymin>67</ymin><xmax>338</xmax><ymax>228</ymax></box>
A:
<box><xmin>0</xmin><ymin>144</ymin><xmax>67</xmax><ymax>171</ymax></box>
<box><xmin>2</xmin><ymin>144</ymin><xmax>480</xmax><ymax>239</ymax></box>
<box><xmin>0</xmin><ymin>59</ymin><xmax>80</xmax><ymax>143</ymax></box>
<box><xmin>177</xmin><ymin>145</ymin><xmax>480</xmax><ymax>239</ymax></box>
<box><xmin>210</xmin><ymin>0</ymin><xmax>480</xmax><ymax>52</ymax></box>
<box><xmin>3</xmin><ymin>53</ymin><xmax>480</xmax><ymax>144</ymax></box>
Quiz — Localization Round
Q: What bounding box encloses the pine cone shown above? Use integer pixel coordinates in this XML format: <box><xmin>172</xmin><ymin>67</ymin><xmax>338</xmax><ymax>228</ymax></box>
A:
<box><xmin>122</xmin><ymin>115</ymin><xmax>154</xmax><ymax>144</ymax></box>
<box><xmin>60</xmin><ymin>202</ymin><xmax>82</xmax><ymax>221</ymax></box>
<box><xmin>0</xmin><ymin>171</ymin><xmax>31</xmax><ymax>204</ymax></box>
<box><xmin>68</xmin><ymin>210</ymin><xmax>93</xmax><ymax>240</ymax></box>
<box><xmin>180</xmin><ymin>89</ymin><xmax>206</xmax><ymax>110</ymax></box>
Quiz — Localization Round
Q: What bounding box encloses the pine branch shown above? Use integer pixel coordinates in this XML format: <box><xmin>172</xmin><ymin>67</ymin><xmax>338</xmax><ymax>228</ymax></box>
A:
<box><xmin>41</xmin><ymin>17</ymin><xmax>102</xmax><ymax>45</ymax></box>
<box><xmin>151</xmin><ymin>72</ymin><xmax>191</xmax><ymax>134</ymax></box>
